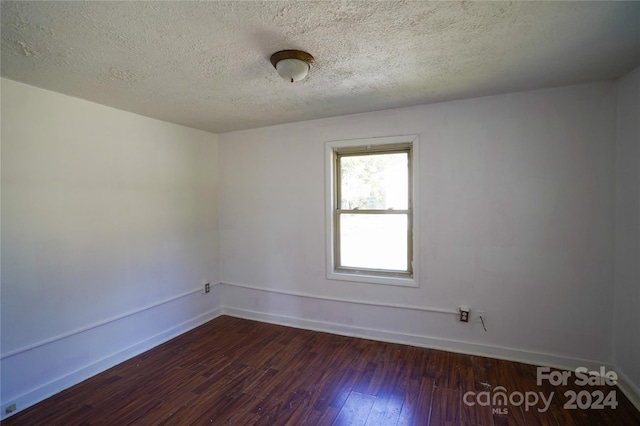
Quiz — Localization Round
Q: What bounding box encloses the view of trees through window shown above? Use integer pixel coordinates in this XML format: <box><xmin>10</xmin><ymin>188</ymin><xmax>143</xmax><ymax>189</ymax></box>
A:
<box><xmin>340</xmin><ymin>153</ymin><xmax>408</xmax><ymax>210</ymax></box>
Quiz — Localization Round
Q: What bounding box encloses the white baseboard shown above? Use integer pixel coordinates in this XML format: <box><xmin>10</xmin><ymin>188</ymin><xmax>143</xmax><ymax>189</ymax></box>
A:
<box><xmin>2</xmin><ymin>307</ymin><xmax>222</xmax><ymax>421</ymax></box>
<box><xmin>221</xmin><ymin>306</ymin><xmax>608</xmax><ymax>376</ymax></box>
<box><xmin>616</xmin><ymin>369</ymin><xmax>640</xmax><ymax>412</ymax></box>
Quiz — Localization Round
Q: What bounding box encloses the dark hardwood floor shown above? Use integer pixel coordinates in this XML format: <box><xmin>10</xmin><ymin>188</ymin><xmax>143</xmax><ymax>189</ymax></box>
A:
<box><xmin>4</xmin><ymin>315</ymin><xmax>639</xmax><ymax>425</ymax></box>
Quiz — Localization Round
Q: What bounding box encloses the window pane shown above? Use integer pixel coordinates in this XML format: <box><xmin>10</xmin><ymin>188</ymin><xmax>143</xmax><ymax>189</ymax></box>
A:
<box><xmin>340</xmin><ymin>153</ymin><xmax>408</xmax><ymax>210</ymax></box>
<box><xmin>339</xmin><ymin>214</ymin><xmax>408</xmax><ymax>271</ymax></box>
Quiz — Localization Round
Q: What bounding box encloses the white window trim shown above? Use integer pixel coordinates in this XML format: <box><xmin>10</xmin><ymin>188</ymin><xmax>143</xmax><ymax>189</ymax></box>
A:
<box><xmin>325</xmin><ymin>135</ymin><xmax>420</xmax><ymax>287</ymax></box>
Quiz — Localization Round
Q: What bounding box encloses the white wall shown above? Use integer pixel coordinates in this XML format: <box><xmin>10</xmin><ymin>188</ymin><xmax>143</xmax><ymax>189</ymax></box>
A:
<box><xmin>0</xmin><ymin>78</ymin><xmax>221</xmax><ymax>416</ymax></box>
<box><xmin>614</xmin><ymin>67</ymin><xmax>640</xmax><ymax>397</ymax></box>
<box><xmin>219</xmin><ymin>81</ymin><xmax>617</xmax><ymax>369</ymax></box>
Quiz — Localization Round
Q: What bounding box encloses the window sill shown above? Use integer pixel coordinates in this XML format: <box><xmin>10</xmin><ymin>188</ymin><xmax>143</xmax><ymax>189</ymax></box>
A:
<box><xmin>327</xmin><ymin>270</ymin><xmax>419</xmax><ymax>287</ymax></box>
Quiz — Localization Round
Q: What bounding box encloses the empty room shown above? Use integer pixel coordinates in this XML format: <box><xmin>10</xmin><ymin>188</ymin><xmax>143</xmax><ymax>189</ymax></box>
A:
<box><xmin>1</xmin><ymin>1</ymin><xmax>639</xmax><ymax>425</ymax></box>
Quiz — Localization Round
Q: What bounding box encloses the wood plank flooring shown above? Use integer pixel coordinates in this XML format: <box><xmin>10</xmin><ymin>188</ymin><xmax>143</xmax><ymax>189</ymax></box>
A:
<box><xmin>4</xmin><ymin>315</ymin><xmax>639</xmax><ymax>425</ymax></box>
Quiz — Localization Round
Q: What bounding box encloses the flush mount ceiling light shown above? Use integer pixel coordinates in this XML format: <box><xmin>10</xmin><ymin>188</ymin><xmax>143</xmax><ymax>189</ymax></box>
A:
<box><xmin>270</xmin><ymin>50</ymin><xmax>314</xmax><ymax>83</ymax></box>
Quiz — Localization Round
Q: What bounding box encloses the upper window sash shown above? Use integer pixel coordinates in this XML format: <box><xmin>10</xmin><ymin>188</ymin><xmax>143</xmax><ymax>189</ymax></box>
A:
<box><xmin>335</xmin><ymin>147</ymin><xmax>412</xmax><ymax>213</ymax></box>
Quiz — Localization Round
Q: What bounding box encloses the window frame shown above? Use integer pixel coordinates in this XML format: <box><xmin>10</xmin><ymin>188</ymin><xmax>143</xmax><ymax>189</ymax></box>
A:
<box><xmin>325</xmin><ymin>135</ymin><xmax>419</xmax><ymax>287</ymax></box>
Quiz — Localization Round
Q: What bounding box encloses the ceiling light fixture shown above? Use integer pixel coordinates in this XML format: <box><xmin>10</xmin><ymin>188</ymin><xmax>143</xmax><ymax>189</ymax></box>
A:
<box><xmin>270</xmin><ymin>50</ymin><xmax>314</xmax><ymax>83</ymax></box>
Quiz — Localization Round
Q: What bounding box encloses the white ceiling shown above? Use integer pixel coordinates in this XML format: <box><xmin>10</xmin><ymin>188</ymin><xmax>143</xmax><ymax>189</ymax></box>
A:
<box><xmin>2</xmin><ymin>1</ymin><xmax>639</xmax><ymax>134</ymax></box>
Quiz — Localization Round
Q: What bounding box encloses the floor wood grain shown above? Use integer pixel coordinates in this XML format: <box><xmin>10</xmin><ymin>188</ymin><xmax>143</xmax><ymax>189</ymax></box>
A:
<box><xmin>4</xmin><ymin>316</ymin><xmax>639</xmax><ymax>425</ymax></box>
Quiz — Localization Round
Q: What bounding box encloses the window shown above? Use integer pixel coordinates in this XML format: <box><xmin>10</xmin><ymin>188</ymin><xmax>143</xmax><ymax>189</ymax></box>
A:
<box><xmin>326</xmin><ymin>135</ymin><xmax>419</xmax><ymax>286</ymax></box>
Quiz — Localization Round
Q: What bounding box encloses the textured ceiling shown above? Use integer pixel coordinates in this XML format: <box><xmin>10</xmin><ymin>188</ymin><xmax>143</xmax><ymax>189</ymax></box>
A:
<box><xmin>2</xmin><ymin>1</ymin><xmax>639</xmax><ymax>134</ymax></box>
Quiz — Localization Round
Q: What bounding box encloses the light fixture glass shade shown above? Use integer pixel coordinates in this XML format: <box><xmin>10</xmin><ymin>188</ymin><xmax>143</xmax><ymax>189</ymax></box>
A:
<box><xmin>275</xmin><ymin>58</ymin><xmax>310</xmax><ymax>83</ymax></box>
<box><xmin>270</xmin><ymin>50</ymin><xmax>314</xmax><ymax>83</ymax></box>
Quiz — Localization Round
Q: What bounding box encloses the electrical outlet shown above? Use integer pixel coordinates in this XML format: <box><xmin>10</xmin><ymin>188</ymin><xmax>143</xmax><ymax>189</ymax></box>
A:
<box><xmin>5</xmin><ymin>404</ymin><xmax>16</xmax><ymax>415</ymax></box>
<box><xmin>459</xmin><ymin>306</ymin><xmax>470</xmax><ymax>322</ymax></box>
<box><xmin>204</xmin><ymin>283</ymin><xmax>210</xmax><ymax>294</ymax></box>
